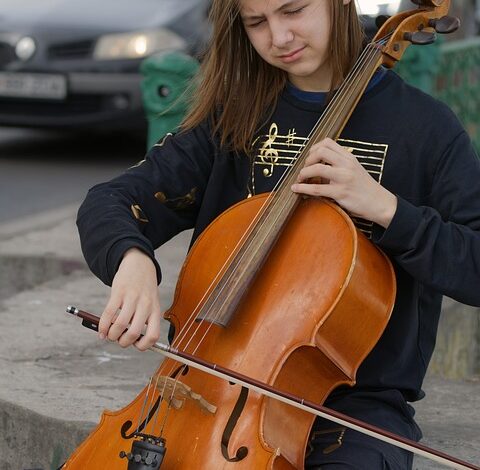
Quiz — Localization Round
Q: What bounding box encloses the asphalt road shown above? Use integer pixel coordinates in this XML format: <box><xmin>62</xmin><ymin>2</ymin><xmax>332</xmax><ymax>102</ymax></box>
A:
<box><xmin>0</xmin><ymin>127</ymin><xmax>146</xmax><ymax>223</ymax></box>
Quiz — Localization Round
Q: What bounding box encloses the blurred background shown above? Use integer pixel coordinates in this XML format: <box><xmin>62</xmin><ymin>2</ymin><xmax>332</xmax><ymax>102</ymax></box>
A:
<box><xmin>0</xmin><ymin>0</ymin><xmax>479</xmax><ymax>222</ymax></box>
<box><xmin>0</xmin><ymin>0</ymin><xmax>211</xmax><ymax>222</ymax></box>
<box><xmin>0</xmin><ymin>1</ymin><xmax>479</xmax><ymax>469</ymax></box>
<box><xmin>1</xmin><ymin>0</ymin><xmax>480</xmax><ymax>223</ymax></box>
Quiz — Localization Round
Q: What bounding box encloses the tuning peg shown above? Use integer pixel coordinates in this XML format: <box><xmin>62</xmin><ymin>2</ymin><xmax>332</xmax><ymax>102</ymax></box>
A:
<box><xmin>428</xmin><ymin>16</ymin><xmax>460</xmax><ymax>34</ymax></box>
<box><xmin>403</xmin><ymin>30</ymin><xmax>437</xmax><ymax>45</ymax></box>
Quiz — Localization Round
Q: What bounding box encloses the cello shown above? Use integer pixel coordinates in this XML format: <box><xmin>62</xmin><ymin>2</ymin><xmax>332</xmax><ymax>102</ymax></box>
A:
<box><xmin>64</xmin><ymin>1</ymin><xmax>477</xmax><ymax>469</ymax></box>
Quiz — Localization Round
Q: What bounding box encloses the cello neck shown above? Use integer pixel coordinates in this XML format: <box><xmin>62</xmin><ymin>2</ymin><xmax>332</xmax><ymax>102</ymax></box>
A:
<box><xmin>277</xmin><ymin>43</ymin><xmax>384</xmax><ymax>195</ymax></box>
<box><xmin>196</xmin><ymin>44</ymin><xmax>383</xmax><ymax>327</ymax></box>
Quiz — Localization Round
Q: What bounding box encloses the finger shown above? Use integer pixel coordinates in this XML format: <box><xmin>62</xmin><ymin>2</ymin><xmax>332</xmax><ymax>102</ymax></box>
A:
<box><xmin>107</xmin><ymin>301</ymin><xmax>136</xmax><ymax>342</ymax></box>
<box><xmin>308</xmin><ymin>138</ymin><xmax>339</xmax><ymax>157</ymax></box>
<box><xmin>306</xmin><ymin>145</ymin><xmax>344</xmax><ymax>167</ymax></box>
<box><xmin>135</xmin><ymin>309</ymin><xmax>162</xmax><ymax>351</ymax></box>
<box><xmin>99</xmin><ymin>295</ymin><xmax>121</xmax><ymax>339</ymax></box>
<box><xmin>117</xmin><ymin>301</ymin><xmax>151</xmax><ymax>348</ymax></box>
<box><xmin>321</xmin><ymin>137</ymin><xmax>352</xmax><ymax>155</ymax></box>
<box><xmin>291</xmin><ymin>181</ymin><xmax>336</xmax><ymax>199</ymax></box>
<box><xmin>307</xmin><ymin>137</ymin><xmax>356</xmax><ymax>166</ymax></box>
<box><xmin>297</xmin><ymin>163</ymin><xmax>335</xmax><ymax>183</ymax></box>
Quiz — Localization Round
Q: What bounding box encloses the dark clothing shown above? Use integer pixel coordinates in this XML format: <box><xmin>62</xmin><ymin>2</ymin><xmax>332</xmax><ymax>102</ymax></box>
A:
<box><xmin>77</xmin><ymin>69</ymin><xmax>480</xmax><ymax>400</ymax></box>
<box><xmin>77</xmin><ymin>70</ymin><xmax>480</xmax><ymax>467</ymax></box>
<box><xmin>305</xmin><ymin>390</ymin><xmax>421</xmax><ymax>469</ymax></box>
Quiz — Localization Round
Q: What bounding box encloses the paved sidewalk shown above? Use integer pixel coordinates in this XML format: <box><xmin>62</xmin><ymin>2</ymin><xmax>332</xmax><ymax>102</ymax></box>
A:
<box><xmin>0</xmin><ymin>204</ymin><xmax>478</xmax><ymax>470</ymax></box>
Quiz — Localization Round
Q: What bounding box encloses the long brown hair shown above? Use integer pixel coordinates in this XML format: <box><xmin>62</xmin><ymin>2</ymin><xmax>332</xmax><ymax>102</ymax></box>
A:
<box><xmin>182</xmin><ymin>0</ymin><xmax>364</xmax><ymax>153</ymax></box>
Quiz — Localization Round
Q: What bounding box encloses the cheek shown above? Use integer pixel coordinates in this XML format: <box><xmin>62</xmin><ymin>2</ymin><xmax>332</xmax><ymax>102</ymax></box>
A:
<box><xmin>306</xmin><ymin>27</ymin><xmax>327</xmax><ymax>49</ymax></box>
<box><xmin>246</xmin><ymin>30</ymin><xmax>270</xmax><ymax>59</ymax></box>
<box><xmin>252</xmin><ymin>42</ymin><xmax>272</xmax><ymax>64</ymax></box>
<box><xmin>299</xmin><ymin>15</ymin><xmax>330</xmax><ymax>48</ymax></box>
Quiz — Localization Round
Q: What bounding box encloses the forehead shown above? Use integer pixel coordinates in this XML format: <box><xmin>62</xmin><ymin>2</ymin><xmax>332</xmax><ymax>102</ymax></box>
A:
<box><xmin>239</xmin><ymin>0</ymin><xmax>304</xmax><ymax>16</ymax></box>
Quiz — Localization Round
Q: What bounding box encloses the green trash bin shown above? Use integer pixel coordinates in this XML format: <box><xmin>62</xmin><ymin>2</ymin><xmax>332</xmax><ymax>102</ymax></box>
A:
<box><xmin>140</xmin><ymin>51</ymin><xmax>199</xmax><ymax>149</ymax></box>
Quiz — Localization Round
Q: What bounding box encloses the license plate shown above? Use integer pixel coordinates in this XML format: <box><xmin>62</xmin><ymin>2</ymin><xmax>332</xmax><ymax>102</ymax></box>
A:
<box><xmin>0</xmin><ymin>72</ymin><xmax>67</xmax><ymax>100</ymax></box>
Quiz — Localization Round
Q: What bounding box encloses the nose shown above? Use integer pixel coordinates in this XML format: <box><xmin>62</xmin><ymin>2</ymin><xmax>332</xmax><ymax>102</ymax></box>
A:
<box><xmin>269</xmin><ymin>20</ymin><xmax>294</xmax><ymax>49</ymax></box>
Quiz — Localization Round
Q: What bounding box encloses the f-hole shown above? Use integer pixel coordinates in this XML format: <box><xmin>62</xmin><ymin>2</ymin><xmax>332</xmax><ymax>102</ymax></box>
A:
<box><xmin>221</xmin><ymin>386</ymin><xmax>249</xmax><ymax>462</ymax></box>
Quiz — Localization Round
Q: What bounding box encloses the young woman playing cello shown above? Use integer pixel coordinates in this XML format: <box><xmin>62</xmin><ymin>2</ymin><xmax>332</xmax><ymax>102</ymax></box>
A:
<box><xmin>77</xmin><ymin>0</ymin><xmax>480</xmax><ymax>468</ymax></box>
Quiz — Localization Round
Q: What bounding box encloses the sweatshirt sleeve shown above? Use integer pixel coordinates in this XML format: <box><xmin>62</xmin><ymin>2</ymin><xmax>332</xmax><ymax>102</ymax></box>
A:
<box><xmin>76</xmin><ymin>122</ymin><xmax>215</xmax><ymax>286</ymax></box>
<box><xmin>373</xmin><ymin>130</ymin><xmax>480</xmax><ymax>306</ymax></box>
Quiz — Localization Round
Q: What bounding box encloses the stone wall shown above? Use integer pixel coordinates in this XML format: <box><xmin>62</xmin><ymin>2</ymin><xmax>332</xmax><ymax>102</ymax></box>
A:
<box><xmin>429</xmin><ymin>298</ymin><xmax>480</xmax><ymax>379</ymax></box>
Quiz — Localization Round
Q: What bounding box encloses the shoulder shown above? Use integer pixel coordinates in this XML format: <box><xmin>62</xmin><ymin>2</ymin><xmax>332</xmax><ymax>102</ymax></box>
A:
<box><xmin>359</xmin><ymin>70</ymin><xmax>467</xmax><ymax>159</ymax></box>
<box><xmin>147</xmin><ymin>117</ymin><xmax>220</xmax><ymax>161</ymax></box>
<box><xmin>377</xmin><ymin>70</ymin><xmax>464</xmax><ymax>136</ymax></box>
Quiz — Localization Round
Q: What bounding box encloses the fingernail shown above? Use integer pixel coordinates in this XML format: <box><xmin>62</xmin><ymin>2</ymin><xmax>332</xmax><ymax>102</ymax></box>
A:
<box><xmin>99</xmin><ymin>333</ymin><xmax>105</xmax><ymax>340</ymax></box>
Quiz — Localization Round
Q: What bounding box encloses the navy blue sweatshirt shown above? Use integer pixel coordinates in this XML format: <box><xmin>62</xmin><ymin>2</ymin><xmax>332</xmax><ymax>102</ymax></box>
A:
<box><xmin>77</xmin><ymin>70</ymin><xmax>480</xmax><ymax>402</ymax></box>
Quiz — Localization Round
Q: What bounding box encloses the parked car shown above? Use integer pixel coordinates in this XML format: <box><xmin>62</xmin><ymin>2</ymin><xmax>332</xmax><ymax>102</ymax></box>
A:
<box><xmin>0</xmin><ymin>0</ymin><xmax>405</xmax><ymax>135</ymax></box>
<box><xmin>0</xmin><ymin>0</ymin><xmax>211</xmax><ymax>133</ymax></box>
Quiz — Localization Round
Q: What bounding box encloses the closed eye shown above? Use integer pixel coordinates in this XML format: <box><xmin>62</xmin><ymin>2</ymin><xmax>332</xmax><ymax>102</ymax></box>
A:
<box><xmin>246</xmin><ymin>19</ymin><xmax>266</xmax><ymax>28</ymax></box>
<box><xmin>285</xmin><ymin>7</ymin><xmax>305</xmax><ymax>15</ymax></box>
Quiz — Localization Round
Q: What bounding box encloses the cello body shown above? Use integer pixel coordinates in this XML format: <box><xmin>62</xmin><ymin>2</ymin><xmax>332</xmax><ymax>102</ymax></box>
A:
<box><xmin>62</xmin><ymin>3</ymin><xmax>471</xmax><ymax>467</ymax></box>
<box><xmin>64</xmin><ymin>194</ymin><xmax>395</xmax><ymax>469</ymax></box>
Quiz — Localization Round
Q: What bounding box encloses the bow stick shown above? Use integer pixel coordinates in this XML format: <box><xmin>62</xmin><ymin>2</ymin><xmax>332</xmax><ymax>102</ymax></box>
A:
<box><xmin>67</xmin><ymin>306</ymin><xmax>479</xmax><ymax>470</ymax></box>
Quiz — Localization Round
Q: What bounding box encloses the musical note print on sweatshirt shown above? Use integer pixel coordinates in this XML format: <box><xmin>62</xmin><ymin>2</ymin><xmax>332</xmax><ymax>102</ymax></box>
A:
<box><xmin>249</xmin><ymin>123</ymin><xmax>389</xmax><ymax>238</ymax></box>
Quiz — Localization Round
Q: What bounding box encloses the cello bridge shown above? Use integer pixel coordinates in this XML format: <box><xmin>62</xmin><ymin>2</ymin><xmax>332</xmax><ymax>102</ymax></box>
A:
<box><xmin>155</xmin><ymin>376</ymin><xmax>217</xmax><ymax>414</ymax></box>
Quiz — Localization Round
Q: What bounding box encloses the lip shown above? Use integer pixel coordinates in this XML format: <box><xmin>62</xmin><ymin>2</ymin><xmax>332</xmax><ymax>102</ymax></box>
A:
<box><xmin>278</xmin><ymin>46</ymin><xmax>306</xmax><ymax>63</ymax></box>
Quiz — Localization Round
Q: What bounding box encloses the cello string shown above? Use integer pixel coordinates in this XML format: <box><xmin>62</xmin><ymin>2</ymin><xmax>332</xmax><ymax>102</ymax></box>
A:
<box><xmin>148</xmin><ymin>37</ymin><xmax>386</xmax><ymax>436</ymax></box>
<box><xmin>142</xmin><ymin>48</ymin><xmax>386</xmax><ymax>438</ymax></box>
<box><xmin>152</xmin><ymin>34</ymin><xmax>389</xmax><ymax>400</ymax></box>
<box><xmin>273</xmin><ymin>40</ymin><xmax>390</xmax><ymax>195</ymax></box>
<box><xmin>135</xmin><ymin>375</ymin><xmax>154</xmax><ymax>434</ymax></box>
<box><xmin>154</xmin><ymin>39</ymin><xmax>388</xmax><ymax>421</ymax></box>
<box><xmin>186</xmin><ymin>57</ymin><xmax>385</xmax><ymax>357</ymax></box>
<box><xmin>271</xmin><ymin>40</ymin><xmax>391</xmax><ymax>223</ymax></box>
<box><xmin>142</xmin><ymin>366</ymin><xmax>172</xmax><ymax>435</ymax></box>
<box><xmin>145</xmin><ymin>33</ymin><xmax>392</xmax><ymax>435</ymax></box>
<box><xmin>135</xmin><ymin>367</ymin><xmax>172</xmax><ymax>436</ymax></box>
<box><xmin>169</xmin><ymin>37</ymin><xmax>387</xmax><ymax>354</ymax></box>
<box><xmin>174</xmin><ymin>36</ymin><xmax>389</xmax><ymax>356</ymax></box>
<box><xmin>149</xmin><ymin>371</ymin><xmax>169</xmax><ymax>433</ymax></box>
<box><xmin>143</xmin><ymin>7</ymin><xmax>248</xmax><ymax>433</ymax></box>
<box><xmin>156</xmin><ymin>381</ymin><xmax>181</xmax><ymax>439</ymax></box>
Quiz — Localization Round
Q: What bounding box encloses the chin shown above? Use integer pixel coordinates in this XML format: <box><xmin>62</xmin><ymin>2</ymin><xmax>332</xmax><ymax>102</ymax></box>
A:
<box><xmin>289</xmin><ymin>65</ymin><xmax>321</xmax><ymax>79</ymax></box>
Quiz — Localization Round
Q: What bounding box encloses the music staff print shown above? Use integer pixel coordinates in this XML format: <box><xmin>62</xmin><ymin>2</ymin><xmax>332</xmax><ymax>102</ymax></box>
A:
<box><xmin>249</xmin><ymin>123</ymin><xmax>389</xmax><ymax>238</ymax></box>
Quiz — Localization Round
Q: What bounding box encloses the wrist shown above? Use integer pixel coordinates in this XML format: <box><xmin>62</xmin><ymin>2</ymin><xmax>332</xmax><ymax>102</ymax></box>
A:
<box><xmin>123</xmin><ymin>247</ymin><xmax>148</xmax><ymax>259</ymax></box>
<box><xmin>121</xmin><ymin>247</ymin><xmax>155</xmax><ymax>272</ymax></box>
<box><xmin>372</xmin><ymin>191</ymin><xmax>398</xmax><ymax>229</ymax></box>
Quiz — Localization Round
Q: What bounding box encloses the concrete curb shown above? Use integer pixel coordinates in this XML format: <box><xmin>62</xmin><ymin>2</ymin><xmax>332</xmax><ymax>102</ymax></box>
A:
<box><xmin>0</xmin><ymin>204</ymin><xmax>79</xmax><ymax>241</ymax></box>
<box><xmin>0</xmin><ymin>400</ymin><xmax>92</xmax><ymax>470</ymax></box>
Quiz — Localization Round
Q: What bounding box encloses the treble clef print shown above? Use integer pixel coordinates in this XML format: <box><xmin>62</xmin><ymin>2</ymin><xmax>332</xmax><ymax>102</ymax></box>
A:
<box><xmin>259</xmin><ymin>123</ymin><xmax>279</xmax><ymax>177</ymax></box>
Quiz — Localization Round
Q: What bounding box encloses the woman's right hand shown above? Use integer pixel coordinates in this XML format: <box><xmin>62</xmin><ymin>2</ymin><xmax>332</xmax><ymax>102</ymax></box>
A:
<box><xmin>98</xmin><ymin>247</ymin><xmax>162</xmax><ymax>351</ymax></box>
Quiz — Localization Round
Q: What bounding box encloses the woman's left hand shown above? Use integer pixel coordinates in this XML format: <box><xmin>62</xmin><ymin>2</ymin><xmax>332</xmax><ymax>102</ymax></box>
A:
<box><xmin>291</xmin><ymin>138</ymin><xmax>397</xmax><ymax>229</ymax></box>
